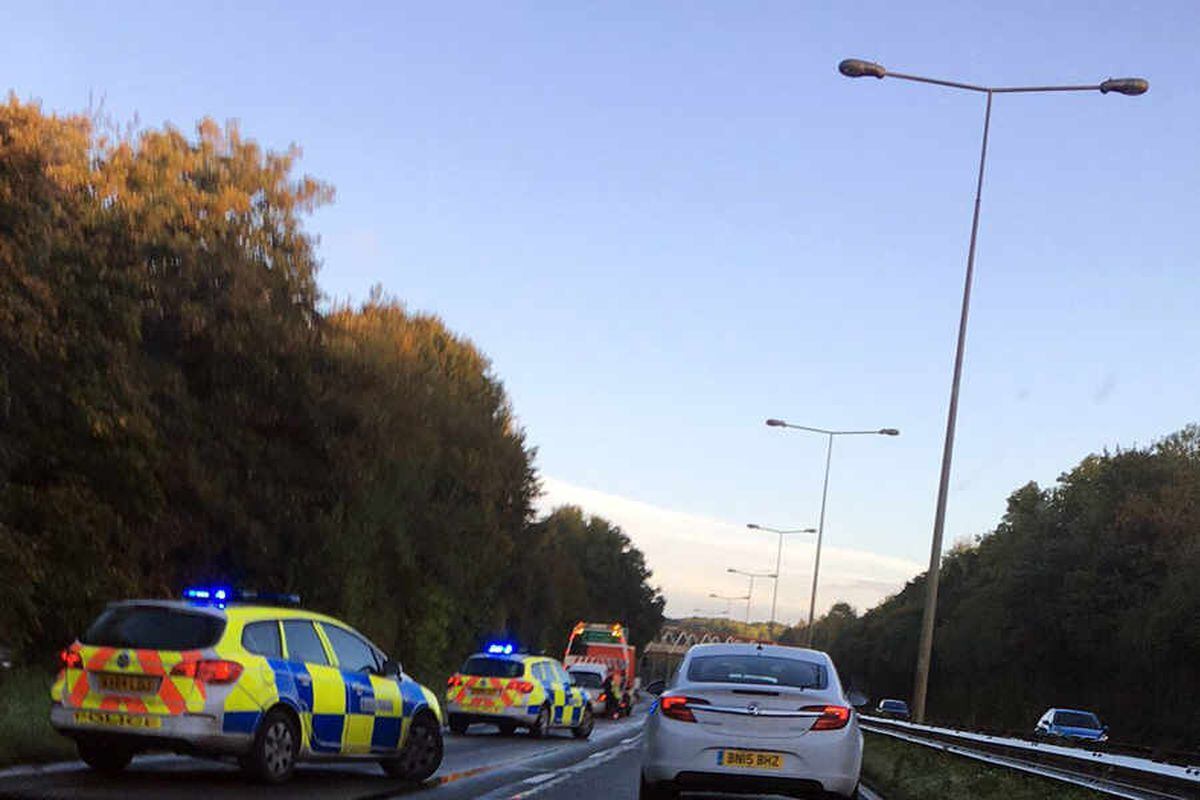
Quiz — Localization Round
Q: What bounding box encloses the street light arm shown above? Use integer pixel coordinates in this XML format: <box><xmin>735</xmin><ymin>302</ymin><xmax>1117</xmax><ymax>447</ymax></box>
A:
<box><xmin>846</xmin><ymin>61</ymin><xmax>1148</xmax><ymax>96</ymax></box>
<box><xmin>748</xmin><ymin>524</ymin><xmax>817</xmax><ymax>535</ymax></box>
<box><xmin>885</xmin><ymin>70</ymin><xmax>990</xmax><ymax>93</ymax></box>
<box><xmin>766</xmin><ymin>420</ymin><xmax>900</xmax><ymax>437</ymax></box>
<box><xmin>729</xmin><ymin>568</ymin><xmax>778</xmax><ymax>578</ymax></box>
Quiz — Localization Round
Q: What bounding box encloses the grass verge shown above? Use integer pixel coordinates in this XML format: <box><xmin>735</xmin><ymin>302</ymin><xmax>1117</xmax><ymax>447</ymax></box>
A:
<box><xmin>862</xmin><ymin>730</ymin><xmax>1107</xmax><ymax>800</ymax></box>
<box><xmin>0</xmin><ymin>668</ymin><xmax>75</xmax><ymax>768</ymax></box>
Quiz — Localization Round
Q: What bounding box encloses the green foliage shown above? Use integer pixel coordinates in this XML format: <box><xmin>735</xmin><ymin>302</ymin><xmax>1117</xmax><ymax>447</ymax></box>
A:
<box><xmin>508</xmin><ymin>506</ymin><xmax>666</xmax><ymax>658</ymax></box>
<box><xmin>0</xmin><ymin>98</ymin><xmax>664</xmax><ymax>681</ymax></box>
<box><xmin>0</xmin><ymin>669</ymin><xmax>76</xmax><ymax>766</ymax></box>
<box><xmin>793</xmin><ymin>427</ymin><xmax>1200</xmax><ymax>749</ymax></box>
<box><xmin>862</xmin><ymin>732</ymin><xmax>1105</xmax><ymax>800</ymax></box>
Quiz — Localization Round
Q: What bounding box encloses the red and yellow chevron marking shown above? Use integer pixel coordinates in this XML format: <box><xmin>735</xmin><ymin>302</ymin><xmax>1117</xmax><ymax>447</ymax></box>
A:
<box><xmin>447</xmin><ymin>675</ymin><xmax>531</xmax><ymax>711</ymax></box>
<box><xmin>61</xmin><ymin>645</ymin><xmax>208</xmax><ymax>717</ymax></box>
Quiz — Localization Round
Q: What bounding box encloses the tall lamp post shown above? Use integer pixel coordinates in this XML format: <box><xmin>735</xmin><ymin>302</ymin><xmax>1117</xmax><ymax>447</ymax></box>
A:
<box><xmin>746</xmin><ymin>524</ymin><xmax>815</xmax><ymax>638</ymax></box>
<box><xmin>726</xmin><ymin>568</ymin><xmax>777</xmax><ymax>623</ymax></box>
<box><xmin>765</xmin><ymin>420</ymin><xmax>899</xmax><ymax>646</ymax></box>
<box><xmin>838</xmin><ymin>58</ymin><xmax>1147</xmax><ymax>723</ymax></box>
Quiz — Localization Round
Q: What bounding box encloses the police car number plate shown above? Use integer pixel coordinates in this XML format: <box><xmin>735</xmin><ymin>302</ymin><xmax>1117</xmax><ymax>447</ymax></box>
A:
<box><xmin>98</xmin><ymin>673</ymin><xmax>160</xmax><ymax>694</ymax></box>
<box><xmin>471</xmin><ymin>688</ymin><xmax>498</xmax><ymax>695</ymax></box>
<box><xmin>717</xmin><ymin>749</ymin><xmax>783</xmax><ymax>770</ymax></box>
<box><xmin>74</xmin><ymin>711</ymin><xmax>162</xmax><ymax>729</ymax></box>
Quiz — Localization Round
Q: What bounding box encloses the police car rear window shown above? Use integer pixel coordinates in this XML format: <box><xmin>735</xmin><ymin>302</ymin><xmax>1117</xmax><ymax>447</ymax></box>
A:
<box><xmin>461</xmin><ymin>656</ymin><xmax>523</xmax><ymax>678</ymax></box>
<box><xmin>83</xmin><ymin>606</ymin><xmax>225</xmax><ymax>650</ymax></box>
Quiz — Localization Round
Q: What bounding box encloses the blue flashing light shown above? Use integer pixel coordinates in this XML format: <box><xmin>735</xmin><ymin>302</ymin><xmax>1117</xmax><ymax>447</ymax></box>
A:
<box><xmin>486</xmin><ymin>642</ymin><xmax>516</xmax><ymax>655</ymax></box>
<box><xmin>183</xmin><ymin>585</ymin><xmax>234</xmax><ymax>605</ymax></box>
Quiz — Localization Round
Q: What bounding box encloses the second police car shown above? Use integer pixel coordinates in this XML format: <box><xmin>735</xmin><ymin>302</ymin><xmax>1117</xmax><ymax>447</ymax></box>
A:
<box><xmin>49</xmin><ymin>587</ymin><xmax>444</xmax><ymax>784</ymax></box>
<box><xmin>445</xmin><ymin>643</ymin><xmax>594</xmax><ymax>739</ymax></box>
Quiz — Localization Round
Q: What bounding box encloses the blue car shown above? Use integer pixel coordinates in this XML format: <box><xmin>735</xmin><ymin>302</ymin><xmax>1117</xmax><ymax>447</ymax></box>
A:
<box><xmin>875</xmin><ymin>698</ymin><xmax>910</xmax><ymax>721</ymax></box>
<box><xmin>1034</xmin><ymin>708</ymin><xmax>1108</xmax><ymax>742</ymax></box>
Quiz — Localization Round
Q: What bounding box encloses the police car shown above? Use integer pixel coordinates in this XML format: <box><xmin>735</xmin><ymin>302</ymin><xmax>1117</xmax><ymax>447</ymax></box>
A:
<box><xmin>49</xmin><ymin>587</ymin><xmax>444</xmax><ymax>784</ymax></box>
<box><xmin>445</xmin><ymin>644</ymin><xmax>593</xmax><ymax>739</ymax></box>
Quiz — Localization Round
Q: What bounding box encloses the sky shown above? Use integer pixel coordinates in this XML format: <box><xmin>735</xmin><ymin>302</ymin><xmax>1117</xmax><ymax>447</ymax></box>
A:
<box><xmin>6</xmin><ymin>1</ymin><xmax>1198</xmax><ymax>623</ymax></box>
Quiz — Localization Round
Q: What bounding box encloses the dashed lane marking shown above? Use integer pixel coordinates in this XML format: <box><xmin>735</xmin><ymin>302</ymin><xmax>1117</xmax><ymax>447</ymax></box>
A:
<box><xmin>487</xmin><ymin>733</ymin><xmax>645</xmax><ymax>799</ymax></box>
<box><xmin>523</xmin><ymin>773</ymin><xmax>557</xmax><ymax>784</ymax></box>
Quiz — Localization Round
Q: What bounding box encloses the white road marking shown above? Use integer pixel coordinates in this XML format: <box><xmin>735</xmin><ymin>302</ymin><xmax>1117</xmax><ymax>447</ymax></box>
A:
<box><xmin>488</xmin><ymin>733</ymin><xmax>645</xmax><ymax>799</ymax></box>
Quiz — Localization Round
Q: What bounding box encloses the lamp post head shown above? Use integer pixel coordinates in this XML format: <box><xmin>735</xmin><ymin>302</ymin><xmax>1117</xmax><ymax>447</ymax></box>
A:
<box><xmin>747</xmin><ymin>523</ymin><xmax>761</xmax><ymax>530</ymax></box>
<box><xmin>1100</xmin><ymin>77</ymin><xmax>1149</xmax><ymax>96</ymax></box>
<box><xmin>766</xmin><ymin>418</ymin><xmax>787</xmax><ymax>427</ymax></box>
<box><xmin>839</xmin><ymin>58</ymin><xmax>887</xmax><ymax>79</ymax></box>
<box><xmin>879</xmin><ymin>428</ymin><xmax>901</xmax><ymax>436</ymax></box>
<box><xmin>726</xmin><ymin>568</ymin><xmax>736</xmax><ymax>573</ymax></box>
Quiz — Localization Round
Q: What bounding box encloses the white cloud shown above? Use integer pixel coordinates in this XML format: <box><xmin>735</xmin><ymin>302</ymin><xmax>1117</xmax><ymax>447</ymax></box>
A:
<box><xmin>536</xmin><ymin>476</ymin><xmax>923</xmax><ymax>625</ymax></box>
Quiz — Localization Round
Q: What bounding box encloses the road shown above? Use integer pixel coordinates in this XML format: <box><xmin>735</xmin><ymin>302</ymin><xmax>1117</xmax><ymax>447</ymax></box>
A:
<box><xmin>0</xmin><ymin>706</ymin><xmax>879</xmax><ymax>800</ymax></box>
<box><xmin>0</xmin><ymin>710</ymin><xmax>647</xmax><ymax>800</ymax></box>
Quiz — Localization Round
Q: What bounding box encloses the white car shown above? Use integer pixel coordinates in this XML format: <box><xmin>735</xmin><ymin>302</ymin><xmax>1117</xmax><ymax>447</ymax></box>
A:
<box><xmin>640</xmin><ymin>642</ymin><xmax>862</xmax><ymax>798</ymax></box>
<box><xmin>568</xmin><ymin>663</ymin><xmax>610</xmax><ymax>714</ymax></box>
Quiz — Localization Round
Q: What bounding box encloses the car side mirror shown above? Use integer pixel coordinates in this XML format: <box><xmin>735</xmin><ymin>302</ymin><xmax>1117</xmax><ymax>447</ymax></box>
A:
<box><xmin>846</xmin><ymin>690</ymin><xmax>869</xmax><ymax>709</ymax></box>
<box><xmin>381</xmin><ymin>658</ymin><xmax>402</xmax><ymax>677</ymax></box>
<box><xmin>644</xmin><ymin>679</ymin><xmax>665</xmax><ymax>696</ymax></box>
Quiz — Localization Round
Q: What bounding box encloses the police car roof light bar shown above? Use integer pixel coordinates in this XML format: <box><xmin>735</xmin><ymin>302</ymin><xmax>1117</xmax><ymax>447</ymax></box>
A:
<box><xmin>182</xmin><ymin>586</ymin><xmax>301</xmax><ymax>607</ymax></box>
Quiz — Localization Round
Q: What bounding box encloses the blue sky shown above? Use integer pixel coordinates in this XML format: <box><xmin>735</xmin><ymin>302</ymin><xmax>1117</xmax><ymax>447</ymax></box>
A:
<box><xmin>7</xmin><ymin>1</ymin><xmax>1198</xmax><ymax>618</ymax></box>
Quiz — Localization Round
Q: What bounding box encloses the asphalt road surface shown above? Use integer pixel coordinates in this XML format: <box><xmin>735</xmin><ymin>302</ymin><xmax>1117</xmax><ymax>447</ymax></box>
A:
<box><xmin>0</xmin><ymin>706</ymin><xmax>878</xmax><ymax>800</ymax></box>
<box><xmin>0</xmin><ymin>710</ymin><xmax>647</xmax><ymax>800</ymax></box>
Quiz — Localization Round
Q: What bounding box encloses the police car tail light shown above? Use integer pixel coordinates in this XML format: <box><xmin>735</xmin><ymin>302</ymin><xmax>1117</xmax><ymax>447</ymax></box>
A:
<box><xmin>511</xmin><ymin>680</ymin><xmax>535</xmax><ymax>694</ymax></box>
<box><xmin>171</xmin><ymin>659</ymin><xmax>244</xmax><ymax>684</ymax></box>
<box><xmin>447</xmin><ymin>675</ymin><xmax>463</xmax><ymax>688</ymax></box>
<box><xmin>803</xmin><ymin>704</ymin><xmax>851</xmax><ymax>730</ymax></box>
<box><xmin>59</xmin><ymin>648</ymin><xmax>82</xmax><ymax>669</ymax></box>
<box><xmin>660</xmin><ymin>695</ymin><xmax>708</xmax><ymax>723</ymax></box>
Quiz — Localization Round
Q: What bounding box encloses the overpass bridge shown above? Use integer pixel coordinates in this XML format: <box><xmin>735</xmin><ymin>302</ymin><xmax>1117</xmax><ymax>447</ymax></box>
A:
<box><xmin>640</xmin><ymin>624</ymin><xmax>765</xmax><ymax>683</ymax></box>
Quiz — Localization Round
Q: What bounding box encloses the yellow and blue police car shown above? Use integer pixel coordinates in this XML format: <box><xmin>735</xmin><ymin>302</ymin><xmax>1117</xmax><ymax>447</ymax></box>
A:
<box><xmin>445</xmin><ymin>643</ymin><xmax>594</xmax><ymax>739</ymax></box>
<box><xmin>49</xmin><ymin>587</ymin><xmax>444</xmax><ymax>784</ymax></box>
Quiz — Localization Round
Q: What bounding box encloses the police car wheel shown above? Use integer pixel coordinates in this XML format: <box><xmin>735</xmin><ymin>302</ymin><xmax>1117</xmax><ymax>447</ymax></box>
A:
<box><xmin>77</xmin><ymin>739</ymin><xmax>133</xmax><ymax>774</ymax></box>
<box><xmin>382</xmin><ymin>712</ymin><xmax>443</xmax><ymax>782</ymax></box>
<box><xmin>448</xmin><ymin>714</ymin><xmax>469</xmax><ymax>735</ymax></box>
<box><xmin>572</xmin><ymin>706</ymin><xmax>594</xmax><ymax>739</ymax></box>
<box><xmin>528</xmin><ymin>705</ymin><xmax>550</xmax><ymax>738</ymax></box>
<box><xmin>247</xmin><ymin>708</ymin><xmax>299</xmax><ymax>784</ymax></box>
<box><xmin>498</xmin><ymin>721</ymin><xmax>517</xmax><ymax>735</ymax></box>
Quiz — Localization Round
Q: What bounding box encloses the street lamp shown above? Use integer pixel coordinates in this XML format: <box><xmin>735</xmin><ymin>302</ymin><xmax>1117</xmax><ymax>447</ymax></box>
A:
<box><xmin>746</xmin><ymin>524</ymin><xmax>816</xmax><ymax>637</ymax></box>
<box><xmin>727</xmin><ymin>568</ymin><xmax>777</xmax><ymax>623</ymax></box>
<box><xmin>708</xmin><ymin>592</ymin><xmax>750</xmax><ymax>617</ymax></box>
<box><xmin>839</xmin><ymin>58</ymin><xmax>1146</xmax><ymax>723</ymax></box>
<box><xmin>765</xmin><ymin>420</ymin><xmax>898</xmax><ymax>646</ymax></box>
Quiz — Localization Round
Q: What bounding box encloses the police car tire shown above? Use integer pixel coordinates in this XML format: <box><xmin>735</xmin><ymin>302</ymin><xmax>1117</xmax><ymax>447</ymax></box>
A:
<box><xmin>498</xmin><ymin>721</ymin><xmax>517</xmax><ymax>735</ymax></box>
<box><xmin>77</xmin><ymin>739</ymin><xmax>133</xmax><ymax>774</ymax></box>
<box><xmin>382</xmin><ymin>712</ymin><xmax>443</xmax><ymax>782</ymax></box>
<box><xmin>572</xmin><ymin>706</ymin><xmax>594</xmax><ymax>739</ymax></box>
<box><xmin>448</xmin><ymin>714</ymin><xmax>469</xmax><ymax>735</ymax></box>
<box><xmin>528</xmin><ymin>705</ymin><xmax>550</xmax><ymax>738</ymax></box>
<box><xmin>247</xmin><ymin>708</ymin><xmax>300</xmax><ymax>784</ymax></box>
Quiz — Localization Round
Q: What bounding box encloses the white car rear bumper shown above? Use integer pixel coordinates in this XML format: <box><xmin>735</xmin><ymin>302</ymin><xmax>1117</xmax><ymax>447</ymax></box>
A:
<box><xmin>642</xmin><ymin>712</ymin><xmax>862</xmax><ymax>797</ymax></box>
